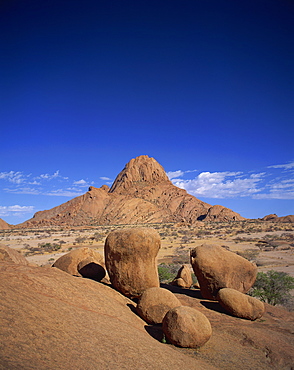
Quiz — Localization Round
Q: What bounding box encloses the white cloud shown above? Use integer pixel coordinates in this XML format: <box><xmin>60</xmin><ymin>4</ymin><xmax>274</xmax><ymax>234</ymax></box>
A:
<box><xmin>268</xmin><ymin>161</ymin><xmax>294</xmax><ymax>170</ymax></box>
<box><xmin>0</xmin><ymin>171</ymin><xmax>26</xmax><ymax>184</ymax></box>
<box><xmin>253</xmin><ymin>179</ymin><xmax>294</xmax><ymax>199</ymax></box>
<box><xmin>0</xmin><ymin>205</ymin><xmax>35</xmax><ymax>217</ymax></box>
<box><xmin>172</xmin><ymin>171</ymin><xmax>264</xmax><ymax>198</ymax></box>
<box><xmin>45</xmin><ymin>189</ymin><xmax>84</xmax><ymax>197</ymax></box>
<box><xmin>166</xmin><ymin>170</ymin><xmax>184</xmax><ymax>180</ymax></box>
<box><xmin>100</xmin><ymin>176</ymin><xmax>111</xmax><ymax>181</ymax></box>
<box><xmin>37</xmin><ymin>170</ymin><xmax>61</xmax><ymax>180</ymax></box>
<box><xmin>4</xmin><ymin>187</ymin><xmax>41</xmax><ymax>195</ymax></box>
<box><xmin>73</xmin><ymin>179</ymin><xmax>87</xmax><ymax>185</ymax></box>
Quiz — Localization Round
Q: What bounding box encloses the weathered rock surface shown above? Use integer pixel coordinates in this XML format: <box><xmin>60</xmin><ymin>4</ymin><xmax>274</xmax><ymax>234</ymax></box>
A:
<box><xmin>0</xmin><ymin>244</ymin><xmax>29</xmax><ymax>265</ymax></box>
<box><xmin>17</xmin><ymin>155</ymin><xmax>245</xmax><ymax>228</ymax></box>
<box><xmin>162</xmin><ymin>306</ymin><xmax>212</xmax><ymax>348</ymax></box>
<box><xmin>52</xmin><ymin>247</ymin><xmax>105</xmax><ymax>281</ymax></box>
<box><xmin>1</xmin><ymin>262</ymin><xmax>294</xmax><ymax>369</ymax></box>
<box><xmin>0</xmin><ymin>262</ymin><xmax>215</xmax><ymax>370</ymax></box>
<box><xmin>217</xmin><ymin>288</ymin><xmax>265</xmax><ymax>320</ymax></box>
<box><xmin>169</xmin><ymin>284</ymin><xmax>294</xmax><ymax>369</ymax></box>
<box><xmin>262</xmin><ymin>214</ymin><xmax>294</xmax><ymax>223</ymax></box>
<box><xmin>190</xmin><ymin>244</ymin><xmax>257</xmax><ymax>300</ymax></box>
<box><xmin>0</xmin><ymin>218</ymin><xmax>11</xmax><ymax>230</ymax></box>
<box><xmin>104</xmin><ymin>227</ymin><xmax>160</xmax><ymax>298</ymax></box>
<box><xmin>171</xmin><ymin>264</ymin><xmax>193</xmax><ymax>288</ymax></box>
<box><xmin>136</xmin><ymin>287</ymin><xmax>181</xmax><ymax>324</ymax></box>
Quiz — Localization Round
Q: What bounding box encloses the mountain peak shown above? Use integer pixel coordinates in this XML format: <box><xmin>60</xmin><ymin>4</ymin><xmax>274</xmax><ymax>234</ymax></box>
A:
<box><xmin>109</xmin><ymin>155</ymin><xmax>170</xmax><ymax>194</ymax></box>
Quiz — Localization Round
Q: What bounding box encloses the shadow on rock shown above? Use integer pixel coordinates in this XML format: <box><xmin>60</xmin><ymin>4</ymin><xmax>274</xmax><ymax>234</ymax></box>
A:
<box><xmin>144</xmin><ymin>325</ymin><xmax>165</xmax><ymax>343</ymax></box>
<box><xmin>78</xmin><ymin>262</ymin><xmax>106</xmax><ymax>281</ymax></box>
<box><xmin>200</xmin><ymin>300</ymin><xmax>229</xmax><ymax>315</ymax></box>
<box><xmin>160</xmin><ymin>283</ymin><xmax>203</xmax><ymax>299</ymax></box>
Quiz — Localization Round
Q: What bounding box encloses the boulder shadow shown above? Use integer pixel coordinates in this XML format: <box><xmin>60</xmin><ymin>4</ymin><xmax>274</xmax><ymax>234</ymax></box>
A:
<box><xmin>160</xmin><ymin>283</ymin><xmax>203</xmax><ymax>299</ymax></box>
<box><xmin>200</xmin><ymin>300</ymin><xmax>229</xmax><ymax>315</ymax></box>
<box><xmin>78</xmin><ymin>262</ymin><xmax>106</xmax><ymax>282</ymax></box>
<box><xmin>144</xmin><ymin>324</ymin><xmax>165</xmax><ymax>343</ymax></box>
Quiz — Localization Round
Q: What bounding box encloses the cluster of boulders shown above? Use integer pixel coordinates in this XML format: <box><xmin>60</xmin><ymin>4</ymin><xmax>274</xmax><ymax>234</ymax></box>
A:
<box><xmin>50</xmin><ymin>227</ymin><xmax>265</xmax><ymax>349</ymax></box>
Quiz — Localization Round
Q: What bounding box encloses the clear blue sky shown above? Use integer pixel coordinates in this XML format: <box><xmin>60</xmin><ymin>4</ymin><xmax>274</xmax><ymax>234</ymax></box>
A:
<box><xmin>1</xmin><ymin>0</ymin><xmax>293</xmax><ymax>225</ymax></box>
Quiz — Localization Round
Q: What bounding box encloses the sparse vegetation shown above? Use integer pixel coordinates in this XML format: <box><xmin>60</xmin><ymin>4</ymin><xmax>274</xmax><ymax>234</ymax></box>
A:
<box><xmin>249</xmin><ymin>270</ymin><xmax>294</xmax><ymax>308</ymax></box>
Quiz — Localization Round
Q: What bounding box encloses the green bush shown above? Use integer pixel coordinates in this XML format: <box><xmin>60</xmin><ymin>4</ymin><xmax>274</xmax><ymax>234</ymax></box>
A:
<box><xmin>249</xmin><ymin>270</ymin><xmax>294</xmax><ymax>306</ymax></box>
<box><xmin>158</xmin><ymin>264</ymin><xmax>178</xmax><ymax>283</ymax></box>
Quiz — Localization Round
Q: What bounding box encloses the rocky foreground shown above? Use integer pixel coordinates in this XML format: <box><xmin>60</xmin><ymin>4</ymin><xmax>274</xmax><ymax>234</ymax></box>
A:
<box><xmin>1</xmin><ymin>232</ymin><xmax>294</xmax><ymax>369</ymax></box>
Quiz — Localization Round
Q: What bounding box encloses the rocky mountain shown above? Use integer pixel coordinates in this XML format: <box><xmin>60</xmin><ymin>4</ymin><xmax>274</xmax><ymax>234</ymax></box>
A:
<box><xmin>262</xmin><ymin>214</ymin><xmax>294</xmax><ymax>223</ymax></box>
<box><xmin>0</xmin><ymin>218</ymin><xmax>11</xmax><ymax>230</ymax></box>
<box><xmin>18</xmin><ymin>155</ymin><xmax>245</xmax><ymax>228</ymax></box>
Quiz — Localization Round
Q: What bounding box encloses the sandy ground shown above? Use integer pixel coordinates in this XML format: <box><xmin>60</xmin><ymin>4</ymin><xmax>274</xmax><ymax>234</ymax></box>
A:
<box><xmin>1</xmin><ymin>223</ymin><xmax>294</xmax><ymax>278</ymax></box>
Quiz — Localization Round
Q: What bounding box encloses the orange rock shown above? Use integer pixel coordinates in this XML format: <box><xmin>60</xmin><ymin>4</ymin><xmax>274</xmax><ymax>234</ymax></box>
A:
<box><xmin>104</xmin><ymin>227</ymin><xmax>160</xmax><ymax>298</ymax></box>
<box><xmin>217</xmin><ymin>288</ymin><xmax>265</xmax><ymax>320</ymax></box>
<box><xmin>53</xmin><ymin>247</ymin><xmax>105</xmax><ymax>281</ymax></box>
<box><xmin>17</xmin><ymin>155</ymin><xmax>245</xmax><ymax>228</ymax></box>
<box><xmin>171</xmin><ymin>264</ymin><xmax>193</xmax><ymax>288</ymax></box>
<box><xmin>162</xmin><ymin>306</ymin><xmax>212</xmax><ymax>348</ymax></box>
<box><xmin>0</xmin><ymin>245</ymin><xmax>29</xmax><ymax>265</ymax></box>
<box><xmin>190</xmin><ymin>244</ymin><xmax>257</xmax><ymax>300</ymax></box>
<box><xmin>136</xmin><ymin>287</ymin><xmax>181</xmax><ymax>324</ymax></box>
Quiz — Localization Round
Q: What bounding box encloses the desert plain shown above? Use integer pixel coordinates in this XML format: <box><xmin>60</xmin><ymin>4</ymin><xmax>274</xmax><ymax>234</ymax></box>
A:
<box><xmin>2</xmin><ymin>219</ymin><xmax>294</xmax><ymax>284</ymax></box>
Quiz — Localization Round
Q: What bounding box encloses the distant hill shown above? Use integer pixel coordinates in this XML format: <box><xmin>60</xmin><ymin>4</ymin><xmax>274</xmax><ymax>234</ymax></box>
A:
<box><xmin>262</xmin><ymin>214</ymin><xmax>294</xmax><ymax>223</ymax></box>
<box><xmin>0</xmin><ymin>218</ymin><xmax>11</xmax><ymax>230</ymax></box>
<box><xmin>17</xmin><ymin>155</ymin><xmax>245</xmax><ymax>228</ymax></box>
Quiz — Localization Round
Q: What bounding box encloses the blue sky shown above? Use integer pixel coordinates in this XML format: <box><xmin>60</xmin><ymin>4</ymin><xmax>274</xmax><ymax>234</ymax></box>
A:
<box><xmin>1</xmin><ymin>0</ymin><xmax>293</xmax><ymax>225</ymax></box>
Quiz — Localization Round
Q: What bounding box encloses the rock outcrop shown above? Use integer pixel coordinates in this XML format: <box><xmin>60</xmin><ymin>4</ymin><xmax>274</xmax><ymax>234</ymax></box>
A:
<box><xmin>104</xmin><ymin>227</ymin><xmax>160</xmax><ymax>298</ymax></box>
<box><xmin>162</xmin><ymin>306</ymin><xmax>212</xmax><ymax>348</ymax></box>
<box><xmin>136</xmin><ymin>287</ymin><xmax>181</xmax><ymax>324</ymax></box>
<box><xmin>17</xmin><ymin>155</ymin><xmax>245</xmax><ymax>228</ymax></box>
<box><xmin>52</xmin><ymin>247</ymin><xmax>106</xmax><ymax>281</ymax></box>
<box><xmin>0</xmin><ymin>218</ymin><xmax>11</xmax><ymax>230</ymax></box>
<box><xmin>170</xmin><ymin>264</ymin><xmax>193</xmax><ymax>288</ymax></box>
<box><xmin>190</xmin><ymin>244</ymin><xmax>257</xmax><ymax>300</ymax></box>
<box><xmin>0</xmin><ymin>262</ymin><xmax>214</xmax><ymax>370</ymax></box>
<box><xmin>0</xmin><ymin>244</ymin><xmax>29</xmax><ymax>265</ymax></box>
<box><xmin>217</xmin><ymin>288</ymin><xmax>265</xmax><ymax>320</ymax></box>
<box><xmin>262</xmin><ymin>214</ymin><xmax>294</xmax><ymax>223</ymax></box>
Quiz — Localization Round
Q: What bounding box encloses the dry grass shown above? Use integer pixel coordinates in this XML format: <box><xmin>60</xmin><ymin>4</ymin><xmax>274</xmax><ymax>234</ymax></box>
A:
<box><xmin>1</xmin><ymin>220</ymin><xmax>293</xmax><ymax>277</ymax></box>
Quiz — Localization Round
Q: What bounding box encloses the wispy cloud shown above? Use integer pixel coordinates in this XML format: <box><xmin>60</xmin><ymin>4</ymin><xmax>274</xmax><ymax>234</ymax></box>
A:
<box><xmin>45</xmin><ymin>189</ymin><xmax>84</xmax><ymax>197</ymax></box>
<box><xmin>0</xmin><ymin>171</ymin><xmax>27</xmax><ymax>184</ymax></box>
<box><xmin>267</xmin><ymin>161</ymin><xmax>294</xmax><ymax>170</ymax></box>
<box><xmin>100</xmin><ymin>176</ymin><xmax>111</xmax><ymax>181</ymax></box>
<box><xmin>35</xmin><ymin>170</ymin><xmax>68</xmax><ymax>180</ymax></box>
<box><xmin>0</xmin><ymin>205</ymin><xmax>35</xmax><ymax>217</ymax></box>
<box><xmin>4</xmin><ymin>187</ymin><xmax>41</xmax><ymax>195</ymax></box>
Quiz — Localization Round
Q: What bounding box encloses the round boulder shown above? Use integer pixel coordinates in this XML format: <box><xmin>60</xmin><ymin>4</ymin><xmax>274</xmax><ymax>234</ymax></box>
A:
<box><xmin>217</xmin><ymin>288</ymin><xmax>265</xmax><ymax>320</ymax></box>
<box><xmin>136</xmin><ymin>287</ymin><xmax>181</xmax><ymax>324</ymax></box>
<box><xmin>162</xmin><ymin>306</ymin><xmax>212</xmax><ymax>348</ymax></box>
<box><xmin>190</xmin><ymin>244</ymin><xmax>257</xmax><ymax>300</ymax></box>
<box><xmin>104</xmin><ymin>227</ymin><xmax>160</xmax><ymax>298</ymax></box>
<box><xmin>171</xmin><ymin>264</ymin><xmax>193</xmax><ymax>288</ymax></box>
<box><xmin>52</xmin><ymin>247</ymin><xmax>106</xmax><ymax>281</ymax></box>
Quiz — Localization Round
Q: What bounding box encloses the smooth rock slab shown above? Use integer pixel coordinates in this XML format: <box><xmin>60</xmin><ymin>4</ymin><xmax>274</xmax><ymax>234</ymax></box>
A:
<box><xmin>136</xmin><ymin>287</ymin><xmax>181</xmax><ymax>324</ymax></box>
<box><xmin>0</xmin><ymin>244</ymin><xmax>29</xmax><ymax>265</ymax></box>
<box><xmin>217</xmin><ymin>288</ymin><xmax>265</xmax><ymax>320</ymax></box>
<box><xmin>162</xmin><ymin>306</ymin><xmax>212</xmax><ymax>348</ymax></box>
<box><xmin>190</xmin><ymin>244</ymin><xmax>257</xmax><ymax>300</ymax></box>
<box><xmin>104</xmin><ymin>227</ymin><xmax>160</xmax><ymax>298</ymax></box>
